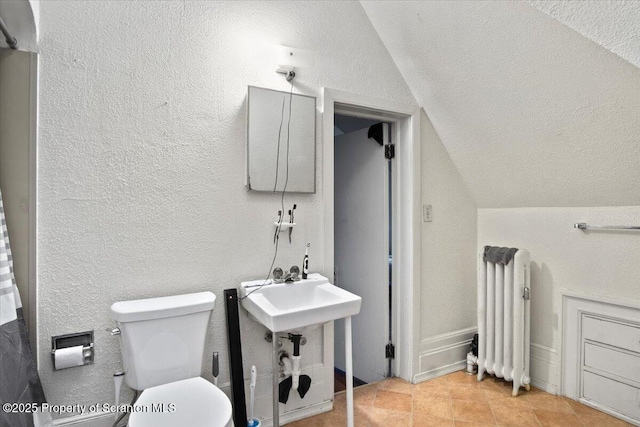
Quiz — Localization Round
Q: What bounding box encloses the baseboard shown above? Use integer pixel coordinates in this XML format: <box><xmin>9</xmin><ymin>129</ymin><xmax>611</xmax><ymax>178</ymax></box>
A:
<box><xmin>51</xmin><ymin>400</ymin><xmax>334</xmax><ymax>427</ymax></box>
<box><xmin>259</xmin><ymin>400</ymin><xmax>333</xmax><ymax>427</ymax></box>
<box><xmin>414</xmin><ymin>327</ymin><xmax>477</xmax><ymax>383</ymax></box>
<box><xmin>53</xmin><ymin>411</ymin><xmax>114</xmax><ymax>427</ymax></box>
<box><xmin>414</xmin><ymin>361</ymin><xmax>468</xmax><ymax>383</ymax></box>
<box><xmin>530</xmin><ymin>377</ymin><xmax>557</xmax><ymax>395</ymax></box>
<box><xmin>414</xmin><ymin>327</ymin><xmax>559</xmax><ymax>394</ymax></box>
<box><xmin>530</xmin><ymin>343</ymin><xmax>558</xmax><ymax>394</ymax></box>
<box><xmin>578</xmin><ymin>398</ymin><xmax>640</xmax><ymax>427</ymax></box>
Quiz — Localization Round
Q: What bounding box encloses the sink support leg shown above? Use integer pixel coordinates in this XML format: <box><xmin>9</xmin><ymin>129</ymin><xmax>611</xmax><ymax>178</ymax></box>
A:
<box><xmin>273</xmin><ymin>334</ymin><xmax>280</xmax><ymax>427</ymax></box>
<box><xmin>345</xmin><ymin>316</ymin><xmax>354</xmax><ymax>427</ymax></box>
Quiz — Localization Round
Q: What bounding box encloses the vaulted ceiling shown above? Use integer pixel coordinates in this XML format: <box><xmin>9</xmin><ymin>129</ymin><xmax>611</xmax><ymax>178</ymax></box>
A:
<box><xmin>528</xmin><ymin>0</ymin><xmax>640</xmax><ymax>70</ymax></box>
<box><xmin>361</xmin><ymin>1</ymin><xmax>640</xmax><ymax>208</ymax></box>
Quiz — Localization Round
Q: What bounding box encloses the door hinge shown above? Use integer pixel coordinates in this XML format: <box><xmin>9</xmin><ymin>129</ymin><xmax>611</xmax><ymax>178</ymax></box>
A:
<box><xmin>385</xmin><ymin>343</ymin><xmax>395</xmax><ymax>359</ymax></box>
<box><xmin>385</xmin><ymin>144</ymin><xmax>395</xmax><ymax>160</ymax></box>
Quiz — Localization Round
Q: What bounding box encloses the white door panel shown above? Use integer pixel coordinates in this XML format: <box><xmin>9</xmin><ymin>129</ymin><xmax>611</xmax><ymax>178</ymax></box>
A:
<box><xmin>334</xmin><ymin>125</ymin><xmax>389</xmax><ymax>384</ymax></box>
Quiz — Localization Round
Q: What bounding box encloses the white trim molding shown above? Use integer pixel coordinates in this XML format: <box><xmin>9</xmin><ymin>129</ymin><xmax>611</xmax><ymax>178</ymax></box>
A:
<box><xmin>560</xmin><ymin>291</ymin><xmax>640</xmax><ymax>425</ymax></box>
<box><xmin>530</xmin><ymin>343</ymin><xmax>558</xmax><ymax>394</ymax></box>
<box><xmin>53</xmin><ymin>411</ymin><xmax>115</xmax><ymax>427</ymax></box>
<box><xmin>321</xmin><ymin>88</ymin><xmax>421</xmax><ymax>394</ymax></box>
<box><xmin>560</xmin><ymin>291</ymin><xmax>640</xmax><ymax>399</ymax></box>
<box><xmin>415</xmin><ymin>327</ymin><xmax>476</xmax><ymax>383</ymax></box>
<box><xmin>414</xmin><ymin>326</ymin><xmax>559</xmax><ymax>394</ymax></box>
<box><xmin>28</xmin><ymin>51</ymin><xmax>38</xmax><ymax>355</ymax></box>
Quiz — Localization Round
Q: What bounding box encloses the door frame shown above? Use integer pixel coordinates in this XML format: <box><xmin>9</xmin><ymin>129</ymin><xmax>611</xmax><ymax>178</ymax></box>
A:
<box><xmin>28</xmin><ymin>52</ymin><xmax>38</xmax><ymax>355</ymax></box>
<box><xmin>320</xmin><ymin>88</ymin><xmax>421</xmax><ymax>401</ymax></box>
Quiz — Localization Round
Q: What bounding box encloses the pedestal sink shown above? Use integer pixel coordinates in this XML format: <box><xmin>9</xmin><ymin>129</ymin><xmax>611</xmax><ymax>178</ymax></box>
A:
<box><xmin>239</xmin><ymin>273</ymin><xmax>362</xmax><ymax>427</ymax></box>
<box><xmin>239</xmin><ymin>273</ymin><xmax>361</xmax><ymax>332</ymax></box>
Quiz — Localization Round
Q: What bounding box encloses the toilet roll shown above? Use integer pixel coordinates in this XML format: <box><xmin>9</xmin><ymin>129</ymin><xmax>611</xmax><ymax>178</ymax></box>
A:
<box><xmin>54</xmin><ymin>345</ymin><xmax>85</xmax><ymax>370</ymax></box>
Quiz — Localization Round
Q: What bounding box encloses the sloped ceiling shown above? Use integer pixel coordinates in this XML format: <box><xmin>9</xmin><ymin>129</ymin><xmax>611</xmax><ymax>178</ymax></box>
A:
<box><xmin>361</xmin><ymin>1</ymin><xmax>640</xmax><ymax>208</ymax></box>
<box><xmin>528</xmin><ymin>0</ymin><xmax>640</xmax><ymax>70</ymax></box>
<box><xmin>334</xmin><ymin>115</ymin><xmax>379</xmax><ymax>135</ymax></box>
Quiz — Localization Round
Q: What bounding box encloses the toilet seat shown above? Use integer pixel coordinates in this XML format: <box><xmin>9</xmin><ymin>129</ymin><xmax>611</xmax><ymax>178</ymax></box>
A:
<box><xmin>129</xmin><ymin>377</ymin><xmax>232</xmax><ymax>427</ymax></box>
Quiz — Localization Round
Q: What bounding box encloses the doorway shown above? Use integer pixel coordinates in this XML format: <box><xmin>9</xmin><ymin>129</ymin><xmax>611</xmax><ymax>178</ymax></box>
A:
<box><xmin>320</xmin><ymin>88</ymin><xmax>421</xmax><ymax>404</ymax></box>
<box><xmin>333</xmin><ymin>116</ymin><xmax>393</xmax><ymax>392</ymax></box>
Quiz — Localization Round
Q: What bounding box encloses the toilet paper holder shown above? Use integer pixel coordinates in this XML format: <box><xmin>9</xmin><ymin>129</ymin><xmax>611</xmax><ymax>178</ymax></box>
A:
<box><xmin>51</xmin><ymin>330</ymin><xmax>94</xmax><ymax>370</ymax></box>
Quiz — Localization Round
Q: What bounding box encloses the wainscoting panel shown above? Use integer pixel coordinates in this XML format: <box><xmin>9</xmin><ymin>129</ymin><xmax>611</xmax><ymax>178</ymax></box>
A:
<box><xmin>415</xmin><ymin>326</ymin><xmax>558</xmax><ymax>394</ymax></box>
<box><xmin>530</xmin><ymin>343</ymin><xmax>558</xmax><ymax>394</ymax></box>
<box><xmin>415</xmin><ymin>327</ymin><xmax>477</xmax><ymax>383</ymax></box>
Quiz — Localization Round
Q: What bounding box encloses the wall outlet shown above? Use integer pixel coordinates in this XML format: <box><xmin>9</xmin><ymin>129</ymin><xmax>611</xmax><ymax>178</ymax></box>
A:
<box><xmin>423</xmin><ymin>204</ymin><xmax>433</xmax><ymax>222</ymax></box>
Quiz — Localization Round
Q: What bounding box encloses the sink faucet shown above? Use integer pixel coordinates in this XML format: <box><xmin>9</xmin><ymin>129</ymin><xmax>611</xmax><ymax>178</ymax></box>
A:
<box><xmin>272</xmin><ymin>267</ymin><xmax>284</xmax><ymax>282</ymax></box>
<box><xmin>284</xmin><ymin>265</ymin><xmax>300</xmax><ymax>282</ymax></box>
<box><xmin>280</xmin><ymin>266</ymin><xmax>300</xmax><ymax>283</ymax></box>
<box><xmin>244</xmin><ymin>267</ymin><xmax>301</xmax><ymax>287</ymax></box>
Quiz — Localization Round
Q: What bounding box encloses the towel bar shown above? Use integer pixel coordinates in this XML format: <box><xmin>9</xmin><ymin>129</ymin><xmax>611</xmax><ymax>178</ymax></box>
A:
<box><xmin>574</xmin><ymin>223</ymin><xmax>640</xmax><ymax>231</ymax></box>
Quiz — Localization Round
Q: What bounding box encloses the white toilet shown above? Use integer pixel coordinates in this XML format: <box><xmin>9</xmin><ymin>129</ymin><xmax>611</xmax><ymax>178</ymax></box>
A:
<box><xmin>110</xmin><ymin>292</ymin><xmax>232</xmax><ymax>427</ymax></box>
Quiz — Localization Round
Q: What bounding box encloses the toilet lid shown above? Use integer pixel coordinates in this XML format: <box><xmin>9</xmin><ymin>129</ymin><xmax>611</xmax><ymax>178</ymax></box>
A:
<box><xmin>129</xmin><ymin>377</ymin><xmax>232</xmax><ymax>427</ymax></box>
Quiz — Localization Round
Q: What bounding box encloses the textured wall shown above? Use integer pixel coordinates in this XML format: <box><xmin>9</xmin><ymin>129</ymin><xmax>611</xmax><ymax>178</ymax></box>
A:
<box><xmin>478</xmin><ymin>206</ymin><xmax>640</xmax><ymax>350</ymax></box>
<box><xmin>420</xmin><ymin>111</ymin><xmax>477</xmax><ymax>338</ymax></box>
<box><xmin>528</xmin><ymin>0</ymin><xmax>640</xmax><ymax>70</ymax></box>
<box><xmin>361</xmin><ymin>1</ymin><xmax>640</xmax><ymax>208</ymax></box>
<box><xmin>36</xmin><ymin>1</ymin><xmax>416</xmax><ymax>419</ymax></box>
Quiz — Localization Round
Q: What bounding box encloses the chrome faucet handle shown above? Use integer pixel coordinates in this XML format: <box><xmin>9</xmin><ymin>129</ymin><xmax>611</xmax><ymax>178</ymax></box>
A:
<box><xmin>106</xmin><ymin>327</ymin><xmax>120</xmax><ymax>336</ymax></box>
<box><xmin>289</xmin><ymin>266</ymin><xmax>300</xmax><ymax>281</ymax></box>
<box><xmin>273</xmin><ymin>267</ymin><xmax>284</xmax><ymax>283</ymax></box>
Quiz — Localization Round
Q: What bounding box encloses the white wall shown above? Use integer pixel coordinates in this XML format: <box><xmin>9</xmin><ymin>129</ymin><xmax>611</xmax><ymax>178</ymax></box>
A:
<box><xmin>361</xmin><ymin>0</ymin><xmax>640</xmax><ymax>386</ymax></box>
<box><xmin>415</xmin><ymin>111</ymin><xmax>478</xmax><ymax>380</ymax></box>
<box><xmin>528</xmin><ymin>0</ymin><xmax>640</xmax><ymax>70</ymax></box>
<box><xmin>478</xmin><ymin>206</ymin><xmax>640</xmax><ymax>390</ymax></box>
<box><xmin>35</xmin><ymin>0</ymin><xmax>416</xmax><ymax>422</ymax></box>
<box><xmin>361</xmin><ymin>1</ymin><xmax>640</xmax><ymax>208</ymax></box>
<box><xmin>420</xmin><ymin>112</ymin><xmax>477</xmax><ymax>338</ymax></box>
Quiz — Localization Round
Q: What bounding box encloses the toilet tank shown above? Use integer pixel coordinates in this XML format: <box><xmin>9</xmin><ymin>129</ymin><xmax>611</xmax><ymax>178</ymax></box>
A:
<box><xmin>110</xmin><ymin>292</ymin><xmax>216</xmax><ymax>390</ymax></box>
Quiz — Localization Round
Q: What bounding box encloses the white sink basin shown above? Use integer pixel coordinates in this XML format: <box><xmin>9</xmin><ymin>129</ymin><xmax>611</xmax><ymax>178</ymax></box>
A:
<box><xmin>239</xmin><ymin>273</ymin><xmax>362</xmax><ymax>332</ymax></box>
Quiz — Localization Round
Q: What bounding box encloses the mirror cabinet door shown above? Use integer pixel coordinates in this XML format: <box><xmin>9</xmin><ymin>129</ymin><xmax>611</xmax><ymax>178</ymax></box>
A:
<box><xmin>247</xmin><ymin>86</ymin><xmax>316</xmax><ymax>193</ymax></box>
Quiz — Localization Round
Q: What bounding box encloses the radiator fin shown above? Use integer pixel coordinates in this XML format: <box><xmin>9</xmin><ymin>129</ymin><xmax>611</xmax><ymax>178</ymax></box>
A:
<box><xmin>477</xmin><ymin>248</ymin><xmax>530</xmax><ymax>396</ymax></box>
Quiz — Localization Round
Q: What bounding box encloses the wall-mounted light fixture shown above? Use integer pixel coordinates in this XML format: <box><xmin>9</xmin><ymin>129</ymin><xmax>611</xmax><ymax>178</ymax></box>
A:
<box><xmin>274</xmin><ymin>45</ymin><xmax>315</xmax><ymax>81</ymax></box>
<box><xmin>276</xmin><ymin>65</ymin><xmax>296</xmax><ymax>82</ymax></box>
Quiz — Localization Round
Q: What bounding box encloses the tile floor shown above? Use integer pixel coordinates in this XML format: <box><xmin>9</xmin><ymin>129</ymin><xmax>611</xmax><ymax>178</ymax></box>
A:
<box><xmin>335</xmin><ymin>369</ymin><xmax>367</xmax><ymax>393</ymax></box>
<box><xmin>287</xmin><ymin>370</ymin><xmax>633</xmax><ymax>427</ymax></box>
